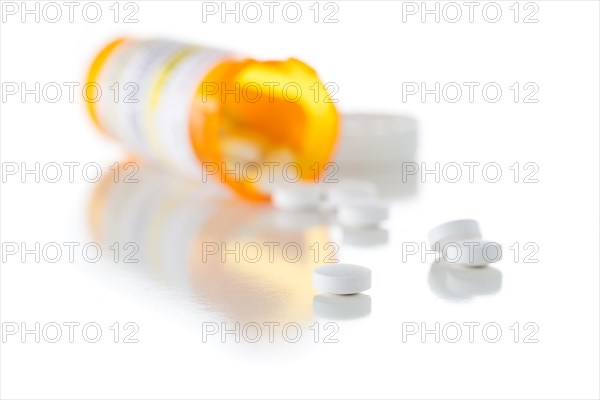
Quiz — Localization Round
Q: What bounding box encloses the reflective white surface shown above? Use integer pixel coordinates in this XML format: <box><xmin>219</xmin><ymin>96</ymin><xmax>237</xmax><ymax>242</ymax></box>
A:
<box><xmin>1</xmin><ymin>2</ymin><xmax>599</xmax><ymax>399</ymax></box>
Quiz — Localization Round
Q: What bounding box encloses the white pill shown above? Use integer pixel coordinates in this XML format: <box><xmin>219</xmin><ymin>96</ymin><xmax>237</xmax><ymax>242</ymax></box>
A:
<box><xmin>271</xmin><ymin>183</ymin><xmax>322</xmax><ymax>211</ymax></box>
<box><xmin>337</xmin><ymin>199</ymin><xmax>388</xmax><ymax>228</ymax></box>
<box><xmin>443</xmin><ymin>240</ymin><xmax>502</xmax><ymax>267</ymax></box>
<box><xmin>428</xmin><ymin>219</ymin><xmax>482</xmax><ymax>247</ymax></box>
<box><xmin>324</xmin><ymin>180</ymin><xmax>378</xmax><ymax>209</ymax></box>
<box><xmin>313</xmin><ymin>264</ymin><xmax>372</xmax><ymax>295</ymax></box>
<box><xmin>220</xmin><ymin>137</ymin><xmax>263</xmax><ymax>161</ymax></box>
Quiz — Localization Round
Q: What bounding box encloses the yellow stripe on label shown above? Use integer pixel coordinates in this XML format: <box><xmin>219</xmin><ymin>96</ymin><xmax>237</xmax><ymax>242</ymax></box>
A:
<box><xmin>144</xmin><ymin>47</ymin><xmax>199</xmax><ymax>171</ymax></box>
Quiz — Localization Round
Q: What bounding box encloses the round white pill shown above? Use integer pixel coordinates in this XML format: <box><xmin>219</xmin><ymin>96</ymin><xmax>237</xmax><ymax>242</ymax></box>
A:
<box><xmin>313</xmin><ymin>264</ymin><xmax>372</xmax><ymax>295</ymax></box>
<box><xmin>271</xmin><ymin>183</ymin><xmax>322</xmax><ymax>211</ymax></box>
<box><xmin>443</xmin><ymin>240</ymin><xmax>502</xmax><ymax>267</ymax></box>
<box><xmin>337</xmin><ymin>199</ymin><xmax>388</xmax><ymax>228</ymax></box>
<box><xmin>428</xmin><ymin>219</ymin><xmax>482</xmax><ymax>247</ymax></box>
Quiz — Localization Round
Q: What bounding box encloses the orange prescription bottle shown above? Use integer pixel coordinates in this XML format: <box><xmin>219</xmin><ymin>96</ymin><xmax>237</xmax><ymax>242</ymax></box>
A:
<box><xmin>85</xmin><ymin>38</ymin><xmax>339</xmax><ymax>201</ymax></box>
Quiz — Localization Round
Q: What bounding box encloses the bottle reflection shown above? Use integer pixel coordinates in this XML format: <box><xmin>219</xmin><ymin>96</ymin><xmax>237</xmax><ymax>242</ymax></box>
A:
<box><xmin>89</xmin><ymin>162</ymin><xmax>332</xmax><ymax>324</ymax></box>
<box><xmin>428</xmin><ymin>262</ymin><xmax>502</xmax><ymax>301</ymax></box>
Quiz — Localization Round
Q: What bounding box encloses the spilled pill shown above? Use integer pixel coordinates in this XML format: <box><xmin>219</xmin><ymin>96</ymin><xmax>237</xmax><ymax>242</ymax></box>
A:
<box><xmin>337</xmin><ymin>199</ymin><xmax>388</xmax><ymax>228</ymax></box>
<box><xmin>443</xmin><ymin>240</ymin><xmax>502</xmax><ymax>267</ymax></box>
<box><xmin>271</xmin><ymin>183</ymin><xmax>322</xmax><ymax>211</ymax></box>
<box><xmin>428</xmin><ymin>219</ymin><xmax>482</xmax><ymax>247</ymax></box>
<box><xmin>313</xmin><ymin>264</ymin><xmax>372</xmax><ymax>295</ymax></box>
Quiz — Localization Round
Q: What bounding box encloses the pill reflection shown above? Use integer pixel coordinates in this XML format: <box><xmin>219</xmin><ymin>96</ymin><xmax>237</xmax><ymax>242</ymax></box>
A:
<box><xmin>428</xmin><ymin>262</ymin><xmax>502</xmax><ymax>301</ymax></box>
<box><xmin>89</xmin><ymin>162</ymin><xmax>331</xmax><ymax>323</ymax></box>
<box><xmin>341</xmin><ymin>227</ymin><xmax>389</xmax><ymax>247</ymax></box>
<box><xmin>313</xmin><ymin>294</ymin><xmax>371</xmax><ymax>320</ymax></box>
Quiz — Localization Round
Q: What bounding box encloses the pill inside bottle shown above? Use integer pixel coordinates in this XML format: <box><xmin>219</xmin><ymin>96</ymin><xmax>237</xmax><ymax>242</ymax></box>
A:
<box><xmin>86</xmin><ymin>38</ymin><xmax>339</xmax><ymax>201</ymax></box>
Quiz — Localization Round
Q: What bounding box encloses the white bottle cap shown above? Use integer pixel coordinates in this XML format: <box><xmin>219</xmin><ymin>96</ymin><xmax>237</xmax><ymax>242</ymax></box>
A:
<box><xmin>334</xmin><ymin>113</ymin><xmax>418</xmax><ymax>169</ymax></box>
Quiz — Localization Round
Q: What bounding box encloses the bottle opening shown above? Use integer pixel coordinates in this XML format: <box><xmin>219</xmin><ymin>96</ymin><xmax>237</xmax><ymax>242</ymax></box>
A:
<box><xmin>191</xmin><ymin>57</ymin><xmax>339</xmax><ymax>201</ymax></box>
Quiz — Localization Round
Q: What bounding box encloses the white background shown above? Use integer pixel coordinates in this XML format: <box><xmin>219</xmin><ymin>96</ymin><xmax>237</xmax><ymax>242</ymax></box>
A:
<box><xmin>1</xmin><ymin>1</ymin><xmax>599</xmax><ymax>399</ymax></box>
